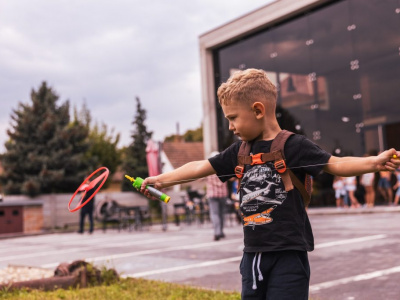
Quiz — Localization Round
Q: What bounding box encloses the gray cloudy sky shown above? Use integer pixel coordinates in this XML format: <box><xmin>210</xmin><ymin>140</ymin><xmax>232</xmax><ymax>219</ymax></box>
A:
<box><xmin>0</xmin><ymin>0</ymin><xmax>273</xmax><ymax>153</ymax></box>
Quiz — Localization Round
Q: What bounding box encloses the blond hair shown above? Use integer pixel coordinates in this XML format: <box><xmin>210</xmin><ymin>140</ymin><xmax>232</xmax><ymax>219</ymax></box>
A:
<box><xmin>217</xmin><ymin>69</ymin><xmax>277</xmax><ymax>106</ymax></box>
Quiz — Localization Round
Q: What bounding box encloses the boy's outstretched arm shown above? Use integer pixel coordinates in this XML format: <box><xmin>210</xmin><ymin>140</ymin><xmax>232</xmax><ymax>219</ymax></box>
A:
<box><xmin>324</xmin><ymin>148</ymin><xmax>400</xmax><ymax>177</ymax></box>
<box><xmin>140</xmin><ymin>159</ymin><xmax>216</xmax><ymax>198</ymax></box>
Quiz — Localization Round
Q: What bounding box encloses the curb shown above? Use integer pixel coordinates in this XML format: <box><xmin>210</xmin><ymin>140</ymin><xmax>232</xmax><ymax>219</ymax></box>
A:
<box><xmin>307</xmin><ymin>206</ymin><xmax>400</xmax><ymax>215</ymax></box>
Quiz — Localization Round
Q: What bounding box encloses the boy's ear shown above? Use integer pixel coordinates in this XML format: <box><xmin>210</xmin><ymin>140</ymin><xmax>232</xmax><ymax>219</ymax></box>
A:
<box><xmin>252</xmin><ymin>102</ymin><xmax>265</xmax><ymax>119</ymax></box>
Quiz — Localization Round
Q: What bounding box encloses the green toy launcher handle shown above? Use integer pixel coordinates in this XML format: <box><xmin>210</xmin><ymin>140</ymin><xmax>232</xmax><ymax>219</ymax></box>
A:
<box><xmin>125</xmin><ymin>175</ymin><xmax>170</xmax><ymax>203</ymax></box>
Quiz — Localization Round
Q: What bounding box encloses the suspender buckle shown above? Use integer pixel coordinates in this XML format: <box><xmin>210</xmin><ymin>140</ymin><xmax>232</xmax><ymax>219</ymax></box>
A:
<box><xmin>235</xmin><ymin>166</ymin><xmax>244</xmax><ymax>178</ymax></box>
<box><xmin>274</xmin><ymin>160</ymin><xmax>287</xmax><ymax>173</ymax></box>
<box><xmin>251</xmin><ymin>153</ymin><xmax>264</xmax><ymax>165</ymax></box>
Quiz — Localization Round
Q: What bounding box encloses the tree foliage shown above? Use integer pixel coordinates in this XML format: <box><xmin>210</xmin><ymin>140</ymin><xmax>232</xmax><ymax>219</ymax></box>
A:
<box><xmin>74</xmin><ymin>103</ymin><xmax>121</xmax><ymax>175</ymax></box>
<box><xmin>121</xmin><ymin>97</ymin><xmax>153</xmax><ymax>191</ymax></box>
<box><xmin>0</xmin><ymin>82</ymin><xmax>91</xmax><ymax>196</ymax></box>
<box><xmin>86</xmin><ymin>123</ymin><xmax>121</xmax><ymax>174</ymax></box>
<box><xmin>164</xmin><ymin>125</ymin><xmax>203</xmax><ymax>142</ymax></box>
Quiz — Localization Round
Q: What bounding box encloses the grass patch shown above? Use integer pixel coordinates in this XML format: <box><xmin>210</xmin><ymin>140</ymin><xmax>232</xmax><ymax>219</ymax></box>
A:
<box><xmin>0</xmin><ymin>278</ymin><xmax>241</xmax><ymax>300</ymax></box>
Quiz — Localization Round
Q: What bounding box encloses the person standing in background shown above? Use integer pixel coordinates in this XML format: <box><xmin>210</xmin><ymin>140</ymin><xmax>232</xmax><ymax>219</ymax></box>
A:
<box><xmin>78</xmin><ymin>182</ymin><xmax>96</xmax><ymax>234</ymax></box>
<box><xmin>206</xmin><ymin>151</ymin><xmax>229</xmax><ymax>241</ymax></box>
<box><xmin>333</xmin><ymin>176</ymin><xmax>346</xmax><ymax>208</ymax></box>
<box><xmin>361</xmin><ymin>171</ymin><xmax>375</xmax><ymax>208</ymax></box>
<box><xmin>344</xmin><ymin>176</ymin><xmax>361</xmax><ymax>208</ymax></box>
<box><xmin>392</xmin><ymin>169</ymin><xmax>400</xmax><ymax>206</ymax></box>
<box><xmin>378</xmin><ymin>170</ymin><xmax>393</xmax><ymax>205</ymax></box>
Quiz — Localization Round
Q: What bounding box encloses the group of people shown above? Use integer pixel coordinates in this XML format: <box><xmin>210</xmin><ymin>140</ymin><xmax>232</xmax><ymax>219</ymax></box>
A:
<box><xmin>333</xmin><ymin>168</ymin><xmax>400</xmax><ymax>208</ymax></box>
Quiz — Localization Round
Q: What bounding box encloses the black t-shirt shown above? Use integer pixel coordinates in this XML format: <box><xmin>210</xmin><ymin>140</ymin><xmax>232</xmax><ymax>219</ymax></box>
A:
<box><xmin>209</xmin><ymin>134</ymin><xmax>331</xmax><ymax>252</ymax></box>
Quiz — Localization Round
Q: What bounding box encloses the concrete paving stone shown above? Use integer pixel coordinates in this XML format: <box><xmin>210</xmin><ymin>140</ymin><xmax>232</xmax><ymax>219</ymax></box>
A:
<box><xmin>1</xmin><ymin>206</ymin><xmax>400</xmax><ymax>299</ymax></box>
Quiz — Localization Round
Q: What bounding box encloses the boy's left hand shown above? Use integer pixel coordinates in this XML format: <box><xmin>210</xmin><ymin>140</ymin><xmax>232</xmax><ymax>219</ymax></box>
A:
<box><xmin>376</xmin><ymin>149</ymin><xmax>400</xmax><ymax>172</ymax></box>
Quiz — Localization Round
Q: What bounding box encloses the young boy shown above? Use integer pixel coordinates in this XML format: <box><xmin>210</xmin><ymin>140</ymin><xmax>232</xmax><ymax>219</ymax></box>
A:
<box><xmin>140</xmin><ymin>69</ymin><xmax>400</xmax><ymax>299</ymax></box>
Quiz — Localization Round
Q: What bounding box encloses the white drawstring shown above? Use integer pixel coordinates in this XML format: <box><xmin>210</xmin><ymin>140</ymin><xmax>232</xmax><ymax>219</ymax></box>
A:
<box><xmin>257</xmin><ymin>252</ymin><xmax>263</xmax><ymax>281</ymax></box>
<box><xmin>252</xmin><ymin>252</ymin><xmax>263</xmax><ymax>290</ymax></box>
<box><xmin>252</xmin><ymin>253</ymin><xmax>257</xmax><ymax>290</ymax></box>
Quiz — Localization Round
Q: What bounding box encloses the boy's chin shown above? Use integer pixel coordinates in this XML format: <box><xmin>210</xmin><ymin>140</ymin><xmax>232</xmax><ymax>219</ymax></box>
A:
<box><xmin>235</xmin><ymin>135</ymin><xmax>244</xmax><ymax>141</ymax></box>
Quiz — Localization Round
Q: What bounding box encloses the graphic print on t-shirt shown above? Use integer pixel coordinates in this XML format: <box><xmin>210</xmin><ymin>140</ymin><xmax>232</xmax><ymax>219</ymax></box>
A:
<box><xmin>240</xmin><ymin>163</ymin><xmax>287</xmax><ymax>228</ymax></box>
<box><xmin>242</xmin><ymin>205</ymin><xmax>277</xmax><ymax>229</ymax></box>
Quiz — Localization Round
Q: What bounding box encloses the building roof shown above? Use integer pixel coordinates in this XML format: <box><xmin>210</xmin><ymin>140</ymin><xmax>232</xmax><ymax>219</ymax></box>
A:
<box><xmin>162</xmin><ymin>142</ymin><xmax>204</xmax><ymax>169</ymax></box>
<box><xmin>199</xmin><ymin>0</ymin><xmax>323</xmax><ymax>49</ymax></box>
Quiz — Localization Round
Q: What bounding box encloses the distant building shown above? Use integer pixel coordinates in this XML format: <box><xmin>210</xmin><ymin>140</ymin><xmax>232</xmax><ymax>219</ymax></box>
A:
<box><xmin>200</xmin><ymin>0</ymin><xmax>400</xmax><ymax>157</ymax></box>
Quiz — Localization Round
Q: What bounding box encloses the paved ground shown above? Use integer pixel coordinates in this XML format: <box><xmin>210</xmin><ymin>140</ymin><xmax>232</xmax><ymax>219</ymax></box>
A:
<box><xmin>1</xmin><ymin>206</ymin><xmax>400</xmax><ymax>299</ymax></box>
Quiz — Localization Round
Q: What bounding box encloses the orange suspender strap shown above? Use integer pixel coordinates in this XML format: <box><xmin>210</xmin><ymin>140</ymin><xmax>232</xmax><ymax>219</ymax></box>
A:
<box><xmin>270</xmin><ymin>130</ymin><xmax>294</xmax><ymax>192</ymax></box>
<box><xmin>236</xmin><ymin>142</ymin><xmax>252</xmax><ymax>188</ymax></box>
<box><xmin>269</xmin><ymin>130</ymin><xmax>311</xmax><ymax>207</ymax></box>
<box><xmin>235</xmin><ymin>130</ymin><xmax>311</xmax><ymax>207</ymax></box>
<box><xmin>288</xmin><ymin>170</ymin><xmax>311</xmax><ymax>207</ymax></box>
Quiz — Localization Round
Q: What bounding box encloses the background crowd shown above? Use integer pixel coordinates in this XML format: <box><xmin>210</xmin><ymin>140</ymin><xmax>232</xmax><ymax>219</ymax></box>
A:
<box><xmin>332</xmin><ymin>165</ymin><xmax>400</xmax><ymax>209</ymax></box>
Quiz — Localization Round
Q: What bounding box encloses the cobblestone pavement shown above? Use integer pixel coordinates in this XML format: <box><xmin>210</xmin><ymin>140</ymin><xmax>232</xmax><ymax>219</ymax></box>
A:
<box><xmin>1</xmin><ymin>206</ymin><xmax>400</xmax><ymax>299</ymax></box>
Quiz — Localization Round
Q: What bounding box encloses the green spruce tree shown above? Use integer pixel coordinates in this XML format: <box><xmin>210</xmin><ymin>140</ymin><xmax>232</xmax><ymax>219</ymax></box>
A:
<box><xmin>1</xmin><ymin>82</ymin><xmax>91</xmax><ymax>196</ymax></box>
<box><xmin>121</xmin><ymin>97</ymin><xmax>153</xmax><ymax>191</ymax></box>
